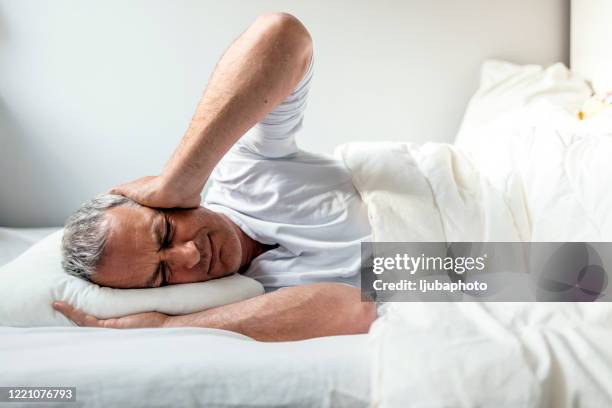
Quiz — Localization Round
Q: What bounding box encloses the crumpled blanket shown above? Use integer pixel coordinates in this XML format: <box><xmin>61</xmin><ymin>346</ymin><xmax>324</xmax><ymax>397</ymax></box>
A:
<box><xmin>336</xmin><ymin>103</ymin><xmax>612</xmax><ymax>408</ymax></box>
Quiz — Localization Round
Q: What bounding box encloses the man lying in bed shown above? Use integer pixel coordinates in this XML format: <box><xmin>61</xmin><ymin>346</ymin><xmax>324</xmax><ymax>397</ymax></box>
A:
<box><xmin>53</xmin><ymin>13</ymin><xmax>377</xmax><ymax>342</ymax></box>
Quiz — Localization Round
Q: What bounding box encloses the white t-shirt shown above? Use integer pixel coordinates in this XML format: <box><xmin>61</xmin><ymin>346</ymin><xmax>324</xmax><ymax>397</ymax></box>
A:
<box><xmin>204</xmin><ymin>57</ymin><xmax>372</xmax><ymax>290</ymax></box>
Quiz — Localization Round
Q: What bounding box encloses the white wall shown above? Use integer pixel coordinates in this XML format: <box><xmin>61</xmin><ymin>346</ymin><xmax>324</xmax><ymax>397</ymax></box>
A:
<box><xmin>571</xmin><ymin>0</ymin><xmax>612</xmax><ymax>93</ymax></box>
<box><xmin>0</xmin><ymin>0</ymin><xmax>569</xmax><ymax>227</ymax></box>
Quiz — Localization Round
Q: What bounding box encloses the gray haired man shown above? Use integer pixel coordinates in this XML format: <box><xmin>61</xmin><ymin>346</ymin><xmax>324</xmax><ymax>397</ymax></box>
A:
<box><xmin>55</xmin><ymin>13</ymin><xmax>376</xmax><ymax>341</ymax></box>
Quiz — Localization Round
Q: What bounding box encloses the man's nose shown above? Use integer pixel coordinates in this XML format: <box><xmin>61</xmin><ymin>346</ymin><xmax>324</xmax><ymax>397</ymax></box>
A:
<box><xmin>166</xmin><ymin>241</ymin><xmax>201</xmax><ymax>269</ymax></box>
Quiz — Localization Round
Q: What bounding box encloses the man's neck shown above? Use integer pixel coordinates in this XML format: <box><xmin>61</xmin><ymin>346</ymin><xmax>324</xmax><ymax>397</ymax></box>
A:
<box><xmin>223</xmin><ymin>215</ymin><xmax>273</xmax><ymax>270</ymax></box>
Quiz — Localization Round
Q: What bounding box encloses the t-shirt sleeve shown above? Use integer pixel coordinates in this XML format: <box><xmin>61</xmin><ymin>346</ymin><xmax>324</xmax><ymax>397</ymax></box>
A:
<box><xmin>235</xmin><ymin>55</ymin><xmax>314</xmax><ymax>158</ymax></box>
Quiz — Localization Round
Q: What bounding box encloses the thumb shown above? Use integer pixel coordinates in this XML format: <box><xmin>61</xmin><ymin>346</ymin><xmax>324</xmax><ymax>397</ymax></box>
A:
<box><xmin>107</xmin><ymin>185</ymin><xmax>124</xmax><ymax>195</ymax></box>
<box><xmin>107</xmin><ymin>184</ymin><xmax>140</xmax><ymax>201</ymax></box>
<box><xmin>52</xmin><ymin>301</ymin><xmax>66</xmax><ymax>312</ymax></box>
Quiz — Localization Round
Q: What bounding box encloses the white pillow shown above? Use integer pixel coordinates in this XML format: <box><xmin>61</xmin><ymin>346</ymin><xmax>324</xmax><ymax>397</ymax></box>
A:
<box><xmin>0</xmin><ymin>230</ymin><xmax>264</xmax><ymax>327</ymax></box>
<box><xmin>455</xmin><ymin>59</ymin><xmax>592</xmax><ymax>145</ymax></box>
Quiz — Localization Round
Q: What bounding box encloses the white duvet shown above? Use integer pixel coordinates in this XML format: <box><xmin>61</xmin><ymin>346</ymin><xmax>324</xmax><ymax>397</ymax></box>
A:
<box><xmin>338</xmin><ymin>103</ymin><xmax>612</xmax><ymax>407</ymax></box>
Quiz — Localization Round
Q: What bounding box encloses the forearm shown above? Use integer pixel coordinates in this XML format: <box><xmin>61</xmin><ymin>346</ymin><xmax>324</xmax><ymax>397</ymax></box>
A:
<box><xmin>161</xmin><ymin>13</ymin><xmax>313</xmax><ymax>195</ymax></box>
<box><xmin>163</xmin><ymin>283</ymin><xmax>376</xmax><ymax>342</ymax></box>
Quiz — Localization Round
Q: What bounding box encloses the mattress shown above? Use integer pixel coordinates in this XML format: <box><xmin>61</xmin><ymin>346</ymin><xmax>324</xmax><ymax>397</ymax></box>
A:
<box><xmin>0</xmin><ymin>228</ymin><xmax>371</xmax><ymax>407</ymax></box>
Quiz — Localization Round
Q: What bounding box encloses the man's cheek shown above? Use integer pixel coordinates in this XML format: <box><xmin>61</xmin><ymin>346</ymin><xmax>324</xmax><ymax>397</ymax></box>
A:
<box><xmin>221</xmin><ymin>239</ymin><xmax>241</xmax><ymax>273</ymax></box>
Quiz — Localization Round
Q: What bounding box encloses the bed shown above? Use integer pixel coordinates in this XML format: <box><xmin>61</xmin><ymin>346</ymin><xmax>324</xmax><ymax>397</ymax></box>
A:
<box><xmin>0</xmin><ymin>227</ymin><xmax>371</xmax><ymax>408</ymax></box>
<box><xmin>3</xmin><ymin>3</ymin><xmax>612</xmax><ymax>407</ymax></box>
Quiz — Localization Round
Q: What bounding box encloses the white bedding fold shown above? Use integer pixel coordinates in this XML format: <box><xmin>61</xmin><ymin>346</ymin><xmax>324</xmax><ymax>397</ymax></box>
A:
<box><xmin>336</xmin><ymin>141</ymin><xmax>526</xmax><ymax>244</ymax></box>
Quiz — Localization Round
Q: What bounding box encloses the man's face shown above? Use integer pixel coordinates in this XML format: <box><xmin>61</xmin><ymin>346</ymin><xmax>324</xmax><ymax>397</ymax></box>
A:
<box><xmin>92</xmin><ymin>205</ymin><xmax>243</xmax><ymax>289</ymax></box>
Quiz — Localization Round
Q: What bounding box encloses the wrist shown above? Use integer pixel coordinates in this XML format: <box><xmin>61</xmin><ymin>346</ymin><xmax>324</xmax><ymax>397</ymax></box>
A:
<box><xmin>155</xmin><ymin>170</ymin><xmax>203</xmax><ymax>208</ymax></box>
<box><xmin>160</xmin><ymin>165</ymin><xmax>205</xmax><ymax>196</ymax></box>
<box><xmin>161</xmin><ymin>315</ymin><xmax>176</xmax><ymax>328</ymax></box>
<box><xmin>157</xmin><ymin>169</ymin><xmax>182</xmax><ymax>192</ymax></box>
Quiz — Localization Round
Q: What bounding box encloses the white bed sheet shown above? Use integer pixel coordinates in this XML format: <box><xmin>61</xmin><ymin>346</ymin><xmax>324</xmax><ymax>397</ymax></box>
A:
<box><xmin>0</xmin><ymin>228</ymin><xmax>371</xmax><ymax>407</ymax></box>
<box><xmin>1</xmin><ymin>327</ymin><xmax>370</xmax><ymax>407</ymax></box>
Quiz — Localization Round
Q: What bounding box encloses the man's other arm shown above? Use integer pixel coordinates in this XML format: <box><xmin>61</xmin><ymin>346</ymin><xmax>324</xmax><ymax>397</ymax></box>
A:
<box><xmin>53</xmin><ymin>283</ymin><xmax>377</xmax><ymax>342</ymax></box>
<box><xmin>164</xmin><ymin>284</ymin><xmax>376</xmax><ymax>341</ymax></box>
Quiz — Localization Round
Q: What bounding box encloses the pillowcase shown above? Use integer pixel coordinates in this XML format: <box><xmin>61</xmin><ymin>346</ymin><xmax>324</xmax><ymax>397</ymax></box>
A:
<box><xmin>0</xmin><ymin>230</ymin><xmax>264</xmax><ymax>327</ymax></box>
<box><xmin>455</xmin><ymin>59</ymin><xmax>593</xmax><ymax>145</ymax></box>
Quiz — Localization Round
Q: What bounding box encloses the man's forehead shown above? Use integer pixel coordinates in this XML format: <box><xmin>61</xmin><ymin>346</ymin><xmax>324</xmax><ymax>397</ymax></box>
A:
<box><xmin>104</xmin><ymin>205</ymin><xmax>169</xmax><ymax>257</ymax></box>
<box><xmin>94</xmin><ymin>205</ymin><xmax>163</xmax><ymax>288</ymax></box>
<box><xmin>104</xmin><ymin>204</ymin><xmax>206</xmax><ymax>261</ymax></box>
<box><xmin>106</xmin><ymin>205</ymin><xmax>161</xmax><ymax>235</ymax></box>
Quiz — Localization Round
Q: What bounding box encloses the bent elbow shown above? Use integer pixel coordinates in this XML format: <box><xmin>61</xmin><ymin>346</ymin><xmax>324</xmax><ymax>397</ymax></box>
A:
<box><xmin>355</xmin><ymin>301</ymin><xmax>377</xmax><ymax>334</ymax></box>
<box><xmin>253</xmin><ymin>12</ymin><xmax>312</xmax><ymax>60</ymax></box>
<box><xmin>255</xmin><ymin>12</ymin><xmax>308</xmax><ymax>37</ymax></box>
<box><xmin>311</xmin><ymin>283</ymin><xmax>378</xmax><ymax>337</ymax></box>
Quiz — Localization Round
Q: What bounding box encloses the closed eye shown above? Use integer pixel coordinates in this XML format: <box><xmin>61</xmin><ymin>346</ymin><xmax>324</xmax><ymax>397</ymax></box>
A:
<box><xmin>163</xmin><ymin>214</ymin><xmax>174</xmax><ymax>248</ymax></box>
<box><xmin>159</xmin><ymin>262</ymin><xmax>169</xmax><ymax>287</ymax></box>
<box><xmin>155</xmin><ymin>213</ymin><xmax>174</xmax><ymax>287</ymax></box>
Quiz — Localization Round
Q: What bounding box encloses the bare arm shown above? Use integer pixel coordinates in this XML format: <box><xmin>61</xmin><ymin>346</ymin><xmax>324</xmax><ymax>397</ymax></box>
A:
<box><xmin>53</xmin><ymin>284</ymin><xmax>377</xmax><ymax>342</ymax></box>
<box><xmin>111</xmin><ymin>13</ymin><xmax>313</xmax><ymax>208</ymax></box>
<box><xmin>164</xmin><ymin>283</ymin><xmax>375</xmax><ymax>341</ymax></box>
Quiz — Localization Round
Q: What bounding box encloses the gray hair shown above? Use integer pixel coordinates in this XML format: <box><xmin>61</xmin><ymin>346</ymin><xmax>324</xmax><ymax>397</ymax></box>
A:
<box><xmin>61</xmin><ymin>194</ymin><xmax>138</xmax><ymax>281</ymax></box>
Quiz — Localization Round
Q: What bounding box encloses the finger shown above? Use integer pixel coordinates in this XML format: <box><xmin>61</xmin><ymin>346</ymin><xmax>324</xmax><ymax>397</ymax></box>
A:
<box><xmin>52</xmin><ymin>301</ymin><xmax>84</xmax><ymax>325</ymax></box>
<box><xmin>52</xmin><ymin>301</ymin><xmax>74</xmax><ymax>317</ymax></box>
<box><xmin>100</xmin><ymin>318</ymin><xmax>121</xmax><ymax>329</ymax></box>
<box><xmin>108</xmin><ymin>185</ymin><xmax>146</xmax><ymax>203</ymax></box>
<box><xmin>52</xmin><ymin>302</ymin><xmax>101</xmax><ymax>327</ymax></box>
<box><xmin>107</xmin><ymin>185</ymin><xmax>126</xmax><ymax>196</ymax></box>
<box><xmin>107</xmin><ymin>180</ymin><xmax>140</xmax><ymax>195</ymax></box>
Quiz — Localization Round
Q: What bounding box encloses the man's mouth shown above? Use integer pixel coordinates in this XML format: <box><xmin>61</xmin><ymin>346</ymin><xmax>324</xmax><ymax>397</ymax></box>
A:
<box><xmin>208</xmin><ymin>235</ymin><xmax>217</xmax><ymax>276</ymax></box>
<box><xmin>195</xmin><ymin>231</ymin><xmax>213</xmax><ymax>279</ymax></box>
